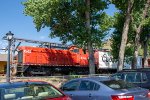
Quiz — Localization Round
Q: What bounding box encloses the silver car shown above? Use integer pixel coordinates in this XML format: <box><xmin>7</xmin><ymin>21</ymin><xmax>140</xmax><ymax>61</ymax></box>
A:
<box><xmin>60</xmin><ymin>77</ymin><xmax>150</xmax><ymax>100</ymax></box>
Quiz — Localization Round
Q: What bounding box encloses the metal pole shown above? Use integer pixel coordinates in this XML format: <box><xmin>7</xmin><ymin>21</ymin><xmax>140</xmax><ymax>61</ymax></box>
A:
<box><xmin>6</xmin><ymin>39</ymin><xmax>11</xmax><ymax>82</ymax></box>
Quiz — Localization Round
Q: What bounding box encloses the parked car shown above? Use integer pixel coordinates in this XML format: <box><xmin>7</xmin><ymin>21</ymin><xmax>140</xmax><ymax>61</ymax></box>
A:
<box><xmin>111</xmin><ymin>68</ymin><xmax>150</xmax><ymax>90</ymax></box>
<box><xmin>60</xmin><ymin>77</ymin><xmax>150</xmax><ymax>100</ymax></box>
<box><xmin>0</xmin><ymin>80</ymin><xmax>71</xmax><ymax>100</ymax></box>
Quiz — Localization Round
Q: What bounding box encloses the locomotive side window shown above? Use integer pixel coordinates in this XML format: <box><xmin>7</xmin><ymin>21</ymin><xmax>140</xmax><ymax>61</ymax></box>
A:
<box><xmin>71</xmin><ymin>49</ymin><xmax>79</xmax><ymax>53</ymax></box>
<box><xmin>83</xmin><ymin>49</ymin><xmax>86</xmax><ymax>54</ymax></box>
<box><xmin>18</xmin><ymin>51</ymin><xmax>23</xmax><ymax>63</ymax></box>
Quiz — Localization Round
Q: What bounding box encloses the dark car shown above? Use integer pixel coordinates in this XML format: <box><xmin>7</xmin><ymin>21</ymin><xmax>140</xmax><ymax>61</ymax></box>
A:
<box><xmin>111</xmin><ymin>68</ymin><xmax>150</xmax><ymax>90</ymax></box>
<box><xmin>0</xmin><ymin>80</ymin><xmax>71</xmax><ymax>100</ymax></box>
<box><xmin>60</xmin><ymin>77</ymin><xmax>150</xmax><ymax>100</ymax></box>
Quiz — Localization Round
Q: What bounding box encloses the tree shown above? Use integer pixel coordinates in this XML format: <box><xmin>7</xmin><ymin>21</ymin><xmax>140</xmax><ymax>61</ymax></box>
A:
<box><xmin>112</xmin><ymin>0</ymin><xmax>134</xmax><ymax>71</ymax></box>
<box><xmin>23</xmin><ymin>0</ymin><xmax>112</xmax><ymax>74</ymax></box>
<box><xmin>132</xmin><ymin>0</ymin><xmax>150</xmax><ymax>69</ymax></box>
<box><xmin>111</xmin><ymin>13</ymin><xmax>134</xmax><ymax>60</ymax></box>
<box><xmin>85</xmin><ymin>0</ymin><xmax>95</xmax><ymax>74</ymax></box>
<box><xmin>112</xmin><ymin>0</ymin><xmax>150</xmax><ymax>70</ymax></box>
<box><xmin>140</xmin><ymin>26</ymin><xmax>150</xmax><ymax>67</ymax></box>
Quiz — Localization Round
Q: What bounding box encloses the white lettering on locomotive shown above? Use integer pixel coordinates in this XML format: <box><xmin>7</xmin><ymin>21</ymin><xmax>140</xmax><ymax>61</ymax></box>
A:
<box><xmin>23</xmin><ymin>50</ymin><xmax>31</xmax><ymax>53</ymax></box>
<box><xmin>81</xmin><ymin>57</ymin><xmax>87</xmax><ymax>60</ymax></box>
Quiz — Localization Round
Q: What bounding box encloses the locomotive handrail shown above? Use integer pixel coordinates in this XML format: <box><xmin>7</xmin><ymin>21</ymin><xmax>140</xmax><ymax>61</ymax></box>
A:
<box><xmin>2</xmin><ymin>36</ymin><xmax>69</xmax><ymax>49</ymax></box>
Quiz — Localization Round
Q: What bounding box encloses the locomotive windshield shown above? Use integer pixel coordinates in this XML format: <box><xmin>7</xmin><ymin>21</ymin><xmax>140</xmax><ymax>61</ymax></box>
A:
<box><xmin>71</xmin><ymin>49</ymin><xmax>79</xmax><ymax>53</ymax></box>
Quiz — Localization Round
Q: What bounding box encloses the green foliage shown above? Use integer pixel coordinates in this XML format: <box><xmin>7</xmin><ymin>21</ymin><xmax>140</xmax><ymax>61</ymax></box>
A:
<box><xmin>125</xmin><ymin>46</ymin><xmax>134</xmax><ymax>56</ymax></box>
<box><xmin>68</xmin><ymin>75</ymin><xmax>81</xmax><ymax>80</ymax></box>
<box><xmin>111</xmin><ymin>12</ymin><xmax>134</xmax><ymax>59</ymax></box>
<box><xmin>140</xmin><ymin>24</ymin><xmax>150</xmax><ymax>54</ymax></box>
<box><xmin>110</xmin><ymin>0</ymin><xmax>128</xmax><ymax>12</ymax></box>
<box><xmin>111</xmin><ymin>0</ymin><xmax>150</xmax><ymax>60</ymax></box>
<box><xmin>23</xmin><ymin>0</ymin><xmax>112</xmax><ymax>47</ymax></box>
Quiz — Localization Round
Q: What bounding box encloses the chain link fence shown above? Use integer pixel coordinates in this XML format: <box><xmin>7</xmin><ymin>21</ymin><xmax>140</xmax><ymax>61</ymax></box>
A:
<box><xmin>0</xmin><ymin>74</ymin><xmax>111</xmax><ymax>87</ymax></box>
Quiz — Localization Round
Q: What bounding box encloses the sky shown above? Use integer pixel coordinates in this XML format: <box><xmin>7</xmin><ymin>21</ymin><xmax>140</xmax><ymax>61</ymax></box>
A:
<box><xmin>0</xmin><ymin>0</ymin><xmax>117</xmax><ymax>53</ymax></box>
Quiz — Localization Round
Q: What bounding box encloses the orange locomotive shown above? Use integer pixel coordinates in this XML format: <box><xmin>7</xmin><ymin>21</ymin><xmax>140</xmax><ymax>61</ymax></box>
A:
<box><xmin>16</xmin><ymin>46</ymin><xmax>89</xmax><ymax>76</ymax></box>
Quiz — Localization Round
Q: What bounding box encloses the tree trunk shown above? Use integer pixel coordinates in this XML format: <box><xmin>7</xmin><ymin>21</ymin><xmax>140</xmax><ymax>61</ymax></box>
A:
<box><xmin>133</xmin><ymin>28</ymin><xmax>141</xmax><ymax>69</ymax></box>
<box><xmin>88</xmin><ymin>42</ymin><xmax>95</xmax><ymax>74</ymax></box>
<box><xmin>85</xmin><ymin>0</ymin><xmax>95</xmax><ymax>74</ymax></box>
<box><xmin>133</xmin><ymin>0</ymin><xmax>150</xmax><ymax>69</ymax></box>
<box><xmin>117</xmin><ymin>0</ymin><xmax>133</xmax><ymax>71</ymax></box>
<box><xmin>143</xmin><ymin>40</ymin><xmax>148</xmax><ymax>67</ymax></box>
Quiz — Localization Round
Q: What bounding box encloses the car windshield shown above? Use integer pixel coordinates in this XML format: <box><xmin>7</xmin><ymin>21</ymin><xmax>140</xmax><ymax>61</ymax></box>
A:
<box><xmin>101</xmin><ymin>80</ymin><xmax>137</xmax><ymax>90</ymax></box>
<box><xmin>111</xmin><ymin>72</ymin><xmax>144</xmax><ymax>83</ymax></box>
<box><xmin>0</xmin><ymin>84</ymin><xmax>64</xmax><ymax>100</ymax></box>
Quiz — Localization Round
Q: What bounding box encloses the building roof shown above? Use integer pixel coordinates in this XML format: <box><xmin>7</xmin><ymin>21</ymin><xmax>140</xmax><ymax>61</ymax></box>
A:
<box><xmin>102</xmin><ymin>39</ymin><xmax>112</xmax><ymax>50</ymax></box>
<box><xmin>0</xmin><ymin>54</ymin><xmax>7</xmax><ymax>61</ymax></box>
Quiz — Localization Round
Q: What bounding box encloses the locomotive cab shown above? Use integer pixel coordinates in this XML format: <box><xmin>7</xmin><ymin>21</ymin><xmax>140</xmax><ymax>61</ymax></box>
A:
<box><xmin>68</xmin><ymin>46</ymin><xmax>89</xmax><ymax>67</ymax></box>
<box><xmin>68</xmin><ymin>46</ymin><xmax>87</xmax><ymax>54</ymax></box>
